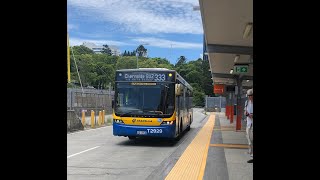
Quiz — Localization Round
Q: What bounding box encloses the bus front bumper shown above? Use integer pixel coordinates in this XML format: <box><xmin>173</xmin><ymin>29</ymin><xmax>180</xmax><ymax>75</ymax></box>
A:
<box><xmin>113</xmin><ymin>123</ymin><xmax>176</xmax><ymax>138</ymax></box>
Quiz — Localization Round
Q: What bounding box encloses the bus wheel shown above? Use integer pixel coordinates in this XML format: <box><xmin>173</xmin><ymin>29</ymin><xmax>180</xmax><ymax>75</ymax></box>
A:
<box><xmin>174</xmin><ymin>135</ymin><xmax>181</xmax><ymax>141</ymax></box>
<box><xmin>187</xmin><ymin>116</ymin><xmax>191</xmax><ymax>131</ymax></box>
<box><xmin>128</xmin><ymin>136</ymin><xmax>136</xmax><ymax>140</ymax></box>
<box><xmin>180</xmin><ymin>119</ymin><xmax>183</xmax><ymax>134</ymax></box>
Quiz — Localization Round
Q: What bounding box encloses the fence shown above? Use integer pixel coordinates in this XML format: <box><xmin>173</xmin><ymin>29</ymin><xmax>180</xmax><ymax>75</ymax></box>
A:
<box><xmin>205</xmin><ymin>95</ymin><xmax>247</xmax><ymax>112</ymax></box>
<box><xmin>67</xmin><ymin>88</ymin><xmax>114</xmax><ymax>117</ymax></box>
<box><xmin>205</xmin><ymin>96</ymin><xmax>226</xmax><ymax>112</ymax></box>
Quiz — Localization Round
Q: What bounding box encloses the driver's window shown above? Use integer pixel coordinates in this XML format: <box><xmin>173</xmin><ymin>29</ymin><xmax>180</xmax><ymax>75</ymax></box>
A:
<box><xmin>117</xmin><ymin>93</ymin><xmax>124</xmax><ymax>106</ymax></box>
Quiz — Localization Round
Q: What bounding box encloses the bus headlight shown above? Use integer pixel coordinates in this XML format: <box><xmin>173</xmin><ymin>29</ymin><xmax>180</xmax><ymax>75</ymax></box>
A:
<box><xmin>161</xmin><ymin>121</ymin><xmax>174</xmax><ymax>125</ymax></box>
<box><xmin>113</xmin><ymin>119</ymin><xmax>124</xmax><ymax>124</ymax></box>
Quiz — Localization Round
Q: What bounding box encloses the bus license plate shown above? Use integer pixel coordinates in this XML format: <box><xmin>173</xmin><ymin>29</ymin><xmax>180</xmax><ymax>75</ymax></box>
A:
<box><xmin>147</xmin><ymin>129</ymin><xmax>163</xmax><ymax>133</ymax></box>
<box><xmin>137</xmin><ymin>131</ymin><xmax>147</xmax><ymax>135</ymax></box>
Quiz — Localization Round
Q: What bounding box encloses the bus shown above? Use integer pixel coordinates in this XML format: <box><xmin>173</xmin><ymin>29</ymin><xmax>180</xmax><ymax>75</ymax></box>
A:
<box><xmin>112</xmin><ymin>68</ymin><xmax>193</xmax><ymax>140</ymax></box>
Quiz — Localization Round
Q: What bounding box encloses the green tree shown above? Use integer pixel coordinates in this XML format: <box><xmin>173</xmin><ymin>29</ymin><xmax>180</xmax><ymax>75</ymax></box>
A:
<box><xmin>186</xmin><ymin>70</ymin><xmax>202</xmax><ymax>84</ymax></box>
<box><xmin>74</xmin><ymin>54</ymin><xmax>97</xmax><ymax>87</ymax></box>
<box><xmin>68</xmin><ymin>49</ymin><xmax>213</xmax><ymax>99</ymax></box>
<box><xmin>94</xmin><ymin>62</ymin><xmax>115</xmax><ymax>89</ymax></box>
<box><xmin>116</xmin><ymin>56</ymin><xmax>137</xmax><ymax>70</ymax></box>
<box><xmin>200</xmin><ymin>58</ymin><xmax>214</xmax><ymax>96</ymax></box>
<box><xmin>193</xmin><ymin>90</ymin><xmax>205</xmax><ymax>107</ymax></box>
<box><xmin>175</xmin><ymin>56</ymin><xmax>187</xmax><ymax>67</ymax></box>
<box><xmin>151</xmin><ymin>57</ymin><xmax>171</xmax><ymax>65</ymax></box>
<box><xmin>70</xmin><ymin>45</ymin><xmax>94</xmax><ymax>55</ymax></box>
<box><xmin>102</xmin><ymin>44</ymin><xmax>112</xmax><ymax>55</ymax></box>
<box><xmin>123</xmin><ymin>50</ymin><xmax>127</xmax><ymax>56</ymax></box>
<box><xmin>190</xmin><ymin>83</ymin><xmax>205</xmax><ymax>106</ymax></box>
<box><xmin>136</xmin><ymin>45</ymin><xmax>147</xmax><ymax>57</ymax></box>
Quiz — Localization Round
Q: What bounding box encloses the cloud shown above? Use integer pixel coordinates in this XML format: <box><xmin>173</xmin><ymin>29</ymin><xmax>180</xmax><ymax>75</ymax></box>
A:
<box><xmin>68</xmin><ymin>0</ymin><xmax>203</xmax><ymax>34</ymax></box>
<box><xmin>67</xmin><ymin>24</ymin><xmax>78</xmax><ymax>31</ymax></box>
<box><xmin>69</xmin><ymin>36</ymin><xmax>201</xmax><ymax>50</ymax></box>
<box><xmin>132</xmin><ymin>37</ymin><xmax>202</xmax><ymax>49</ymax></box>
<box><xmin>69</xmin><ymin>37</ymin><xmax>132</xmax><ymax>46</ymax></box>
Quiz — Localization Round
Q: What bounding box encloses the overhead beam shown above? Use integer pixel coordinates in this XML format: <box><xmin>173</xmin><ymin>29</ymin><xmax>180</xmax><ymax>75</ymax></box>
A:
<box><xmin>211</xmin><ymin>73</ymin><xmax>236</xmax><ymax>79</ymax></box>
<box><xmin>242</xmin><ymin>86</ymin><xmax>253</xmax><ymax>89</ymax></box>
<box><xmin>212</xmin><ymin>73</ymin><xmax>253</xmax><ymax>79</ymax></box>
<box><xmin>241</xmin><ymin>75</ymin><xmax>253</xmax><ymax>80</ymax></box>
<box><xmin>207</xmin><ymin>44</ymin><xmax>253</xmax><ymax>55</ymax></box>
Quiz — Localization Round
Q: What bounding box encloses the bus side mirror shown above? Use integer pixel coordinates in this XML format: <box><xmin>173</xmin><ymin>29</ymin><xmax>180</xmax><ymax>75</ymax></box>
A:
<box><xmin>175</xmin><ymin>84</ymin><xmax>183</xmax><ymax>96</ymax></box>
<box><xmin>112</xmin><ymin>100</ymin><xmax>115</xmax><ymax>108</ymax></box>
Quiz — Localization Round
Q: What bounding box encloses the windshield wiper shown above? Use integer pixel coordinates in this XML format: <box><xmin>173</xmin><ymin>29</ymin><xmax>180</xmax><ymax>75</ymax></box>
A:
<box><xmin>146</xmin><ymin>110</ymin><xmax>163</xmax><ymax>114</ymax></box>
<box><xmin>141</xmin><ymin>108</ymin><xmax>163</xmax><ymax>115</ymax></box>
<box><xmin>119</xmin><ymin>110</ymin><xmax>138</xmax><ymax>117</ymax></box>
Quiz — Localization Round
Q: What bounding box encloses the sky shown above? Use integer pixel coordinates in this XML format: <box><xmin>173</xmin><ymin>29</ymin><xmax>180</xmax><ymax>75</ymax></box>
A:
<box><xmin>67</xmin><ymin>0</ymin><xmax>204</xmax><ymax>65</ymax></box>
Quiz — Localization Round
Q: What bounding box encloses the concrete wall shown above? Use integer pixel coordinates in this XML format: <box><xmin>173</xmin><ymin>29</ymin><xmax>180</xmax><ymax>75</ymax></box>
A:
<box><xmin>67</xmin><ymin>110</ymin><xmax>84</xmax><ymax>133</ymax></box>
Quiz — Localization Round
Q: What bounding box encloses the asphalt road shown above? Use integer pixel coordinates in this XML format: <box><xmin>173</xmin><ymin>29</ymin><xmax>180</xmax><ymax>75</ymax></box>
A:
<box><xmin>67</xmin><ymin>108</ymin><xmax>208</xmax><ymax>180</ymax></box>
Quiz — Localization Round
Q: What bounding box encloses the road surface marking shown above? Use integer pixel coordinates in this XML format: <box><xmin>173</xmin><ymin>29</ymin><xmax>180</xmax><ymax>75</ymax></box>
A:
<box><xmin>67</xmin><ymin>146</ymin><xmax>100</xmax><ymax>159</ymax></box>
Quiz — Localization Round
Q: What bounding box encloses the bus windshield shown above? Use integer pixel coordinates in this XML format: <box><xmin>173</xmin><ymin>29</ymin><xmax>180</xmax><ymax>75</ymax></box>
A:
<box><xmin>115</xmin><ymin>82</ymin><xmax>174</xmax><ymax>117</ymax></box>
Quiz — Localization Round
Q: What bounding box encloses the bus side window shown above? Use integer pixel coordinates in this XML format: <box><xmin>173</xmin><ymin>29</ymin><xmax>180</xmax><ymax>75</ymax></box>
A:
<box><xmin>186</xmin><ymin>90</ymin><xmax>189</xmax><ymax>109</ymax></box>
<box><xmin>183</xmin><ymin>87</ymin><xmax>186</xmax><ymax>110</ymax></box>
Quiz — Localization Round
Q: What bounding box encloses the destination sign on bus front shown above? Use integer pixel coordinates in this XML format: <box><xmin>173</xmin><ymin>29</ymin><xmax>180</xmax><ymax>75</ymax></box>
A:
<box><xmin>117</xmin><ymin>72</ymin><xmax>174</xmax><ymax>82</ymax></box>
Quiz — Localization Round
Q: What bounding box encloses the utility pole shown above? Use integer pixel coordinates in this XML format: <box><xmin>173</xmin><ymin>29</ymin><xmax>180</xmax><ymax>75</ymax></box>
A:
<box><xmin>136</xmin><ymin>51</ymin><xmax>139</xmax><ymax>69</ymax></box>
<box><xmin>67</xmin><ymin>33</ymin><xmax>71</xmax><ymax>83</ymax></box>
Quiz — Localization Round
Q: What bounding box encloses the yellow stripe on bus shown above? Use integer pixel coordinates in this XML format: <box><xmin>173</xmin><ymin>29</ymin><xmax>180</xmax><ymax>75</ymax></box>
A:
<box><xmin>113</xmin><ymin>112</ymin><xmax>176</xmax><ymax>126</ymax></box>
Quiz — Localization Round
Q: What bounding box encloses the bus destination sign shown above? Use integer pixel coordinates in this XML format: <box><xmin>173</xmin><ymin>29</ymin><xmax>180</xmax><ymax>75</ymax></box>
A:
<box><xmin>117</xmin><ymin>72</ymin><xmax>173</xmax><ymax>82</ymax></box>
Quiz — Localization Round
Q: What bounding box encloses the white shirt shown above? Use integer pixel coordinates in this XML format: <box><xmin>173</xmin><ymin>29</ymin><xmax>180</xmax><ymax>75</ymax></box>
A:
<box><xmin>246</xmin><ymin>100</ymin><xmax>253</xmax><ymax>128</ymax></box>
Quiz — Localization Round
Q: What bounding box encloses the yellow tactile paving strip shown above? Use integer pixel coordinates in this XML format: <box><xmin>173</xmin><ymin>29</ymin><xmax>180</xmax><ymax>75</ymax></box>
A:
<box><xmin>165</xmin><ymin>113</ymin><xmax>215</xmax><ymax>180</ymax></box>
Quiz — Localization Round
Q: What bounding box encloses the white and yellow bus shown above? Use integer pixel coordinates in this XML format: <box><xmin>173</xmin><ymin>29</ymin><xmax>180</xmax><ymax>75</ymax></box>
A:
<box><xmin>113</xmin><ymin>68</ymin><xmax>193</xmax><ymax>140</ymax></box>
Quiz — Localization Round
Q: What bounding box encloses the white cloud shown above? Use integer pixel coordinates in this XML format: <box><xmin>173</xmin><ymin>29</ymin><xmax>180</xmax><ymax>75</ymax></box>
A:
<box><xmin>69</xmin><ymin>37</ymin><xmax>132</xmax><ymax>46</ymax></box>
<box><xmin>69</xmin><ymin>36</ymin><xmax>202</xmax><ymax>49</ymax></box>
<box><xmin>68</xmin><ymin>0</ymin><xmax>203</xmax><ymax>34</ymax></box>
<box><xmin>132</xmin><ymin>37</ymin><xmax>202</xmax><ymax>49</ymax></box>
<box><xmin>67</xmin><ymin>24</ymin><xmax>78</xmax><ymax>31</ymax></box>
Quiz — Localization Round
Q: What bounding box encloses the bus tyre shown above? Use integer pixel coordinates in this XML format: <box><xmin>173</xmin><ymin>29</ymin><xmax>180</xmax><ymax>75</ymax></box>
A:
<box><xmin>187</xmin><ymin>116</ymin><xmax>191</xmax><ymax>131</ymax></box>
<box><xmin>128</xmin><ymin>136</ymin><xmax>136</xmax><ymax>140</ymax></box>
<box><xmin>180</xmin><ymin>119</ymin><xmax>183</xmax><ymax>134</ymax></box>
<box><xmin>174</xmin><ymin>120</ymin><xmax>183</xmax><ymax>141</ymax></box>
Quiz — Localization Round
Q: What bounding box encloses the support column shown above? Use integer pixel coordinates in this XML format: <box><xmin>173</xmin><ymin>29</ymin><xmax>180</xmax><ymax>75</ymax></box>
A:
<box><xmin>236</xmin><ymin>77</ymin><xmax>242</xmax><ymax>130</ymax></box>
<box><xmin>230</xmin><ymin>92</ymin><xmax>234</xmax><ymax>124</ymax></box>
<box><xmin>227</xmin><ymin>93</ymin><xmax>231</xmax><ymax>119</ymax></box>
<box><xmin>225</xmin><ymin>97</ymin><xmax>228</xmax><ymax>117</ymax></box>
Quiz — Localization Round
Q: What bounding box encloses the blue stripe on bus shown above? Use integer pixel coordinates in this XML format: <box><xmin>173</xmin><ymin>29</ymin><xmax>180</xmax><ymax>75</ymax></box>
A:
<box><xmin>113</xmin><ymin>123</ymin><xmax>176</xmax><ymax>138</ymax></box>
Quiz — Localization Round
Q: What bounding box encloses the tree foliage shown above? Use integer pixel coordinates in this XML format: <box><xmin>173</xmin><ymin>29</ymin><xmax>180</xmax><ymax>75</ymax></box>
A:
<box><xmin>175</xmin><ymin>56</ymin><xmax>186</xmax><ymax>67</ymax></box>
<box><xmin>70</xmin><ymin>45</ymin><xmax>94</xmax><ymax>55</ymax></box>
<box><xmin>101</xmin><ymin>44</ymin><xmax>112</xmax><ymax>55</ymax></box>
<box><xmin>68</xmin><ymin>48</ymin><xmax>213</xmax><ymax>106</ymax></box>
<box><xmin>136</xmin><ymin>45</ymin><xmax>147</xmax><ymax>57</ymax></box>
